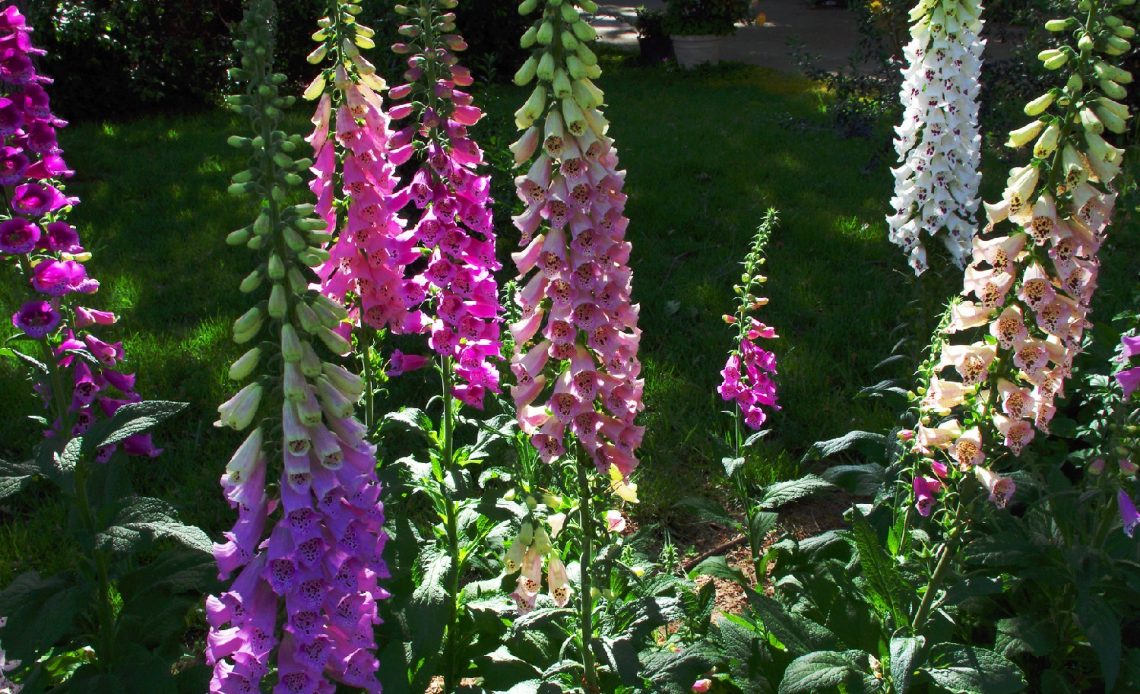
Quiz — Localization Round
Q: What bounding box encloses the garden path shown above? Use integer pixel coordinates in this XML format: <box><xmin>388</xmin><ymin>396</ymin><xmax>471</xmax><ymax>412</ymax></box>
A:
<box><xmin>592</xmin><ymin>0</ymin><xmax>862</xmax><ymax>73</ymax></box>
<box><xmin>591</xmin><ymin>0</ymin><xmax>1022</xmax><ymax>73</ymax></box>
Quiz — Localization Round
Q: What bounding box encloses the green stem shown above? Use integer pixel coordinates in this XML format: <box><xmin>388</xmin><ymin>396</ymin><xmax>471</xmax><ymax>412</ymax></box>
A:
<box><xmin>575</xmin><ymin>456</ymin><xmax>599</xmax><ymax>693</ymax></box>
<box><xmin>440</xmin><ymin>356</ymin><xmax>462</xmax><ymax>692</ymax></box>
<box><xmin>360</xmin><ymin>328</ymin><xmax>376</xmax><ymax>432</ymax></box>
<box><xmin>74</xmin><ymin>458</ymin><xmax>116</xmax><ymax>666</ymax></box>
<box><xmin>912</xmin><ymin>527</ymin><xmax>959</xmax><ymax>632</ymax></box>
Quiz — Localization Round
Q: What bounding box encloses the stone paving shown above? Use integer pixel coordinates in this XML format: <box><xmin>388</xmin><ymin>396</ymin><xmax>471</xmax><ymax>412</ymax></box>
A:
<box><xmin>590</xmin><ymin>0</ymin><xmax>1020</xmax><ymax>74</ymax></box>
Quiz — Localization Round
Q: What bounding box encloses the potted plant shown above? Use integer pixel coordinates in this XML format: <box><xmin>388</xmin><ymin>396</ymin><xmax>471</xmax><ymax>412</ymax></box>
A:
<box><xmin>663</xmin><ymin>0</ymin><xmax>751</xmax><ymax>68</ymax></box>
<box><xmin>634</xmin><ymin>7</ymin><xmax>673</xmax><ymax>65</ymax></box>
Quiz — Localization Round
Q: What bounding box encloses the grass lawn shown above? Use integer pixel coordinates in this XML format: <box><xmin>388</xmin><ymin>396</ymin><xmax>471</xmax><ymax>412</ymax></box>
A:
<box><xmin>1</xmin><ymin>58</ymin><xmax>1137</xmax><ymax>582</ymax></box>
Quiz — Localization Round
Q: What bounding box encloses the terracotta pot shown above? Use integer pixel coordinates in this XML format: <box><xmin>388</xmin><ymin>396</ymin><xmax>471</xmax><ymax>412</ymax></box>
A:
<box><xmin>672</xmin><ymin>34</ymin><xmax>722</xmax><ymax>68</ymax></box>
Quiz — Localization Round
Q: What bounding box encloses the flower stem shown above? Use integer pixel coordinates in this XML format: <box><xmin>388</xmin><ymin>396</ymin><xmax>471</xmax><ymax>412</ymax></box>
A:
<box><xmin>440</xmin><ymin>356</ymin><xmax>462</xmax><ymax>692</ymax></box>
<box><xmin>911</xmin><ymin>529</ymin><xmax>959</xmax><ymax>632</ymax></box>
<box><xmin>575</xmin><ymin>455</ymin><xmax>599</xmax><ymax>693</ymax></box>
<box><xmin>360</xmin><ymin>328</ymin><xmax>376</xmax><ymax>432</ymax></box>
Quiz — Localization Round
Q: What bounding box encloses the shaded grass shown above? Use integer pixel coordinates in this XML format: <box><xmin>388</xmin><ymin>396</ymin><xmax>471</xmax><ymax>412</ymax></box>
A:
<box><xmin>1</xmin><ymin>60</ymin><xmax>1137</xmax><ymax>580</ymax></box>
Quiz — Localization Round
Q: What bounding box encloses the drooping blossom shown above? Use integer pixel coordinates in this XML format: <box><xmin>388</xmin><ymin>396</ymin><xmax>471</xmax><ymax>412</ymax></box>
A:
<box><xmin>1119</xmin><ymin>490</ymin><xmax>1139</xmax><ymax>538</ymax></box>
<box><xmin>0</xmin><ymin>6</ymin><xmax>152</xmax><ymax>458</ymax></box>
<box><xmin>1117</xmin><ymin>332</ymin><xmax>1140</xmax><ymax>399</ymax></box>
<box><xmin>887</xmin><ymin>0</ymin><xmax>985</xmax><ymax>273</ymax></box>
<box><xmin>206</xmin><ymin>3</ymin><xmax>388</xmax><ymax>690</ymax></box>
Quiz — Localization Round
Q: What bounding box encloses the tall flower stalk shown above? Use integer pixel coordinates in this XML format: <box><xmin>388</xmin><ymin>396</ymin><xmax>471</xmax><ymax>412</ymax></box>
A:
<box><xmin>887</xmin><ymin>0</ymin><xmax>985</xmax><ymax>274</ymax></box>
<box><xmin>717</xmin><ymin>210</ymin><xmax>780</xmax><ymax>577</ymax></box>
<box><xmin>0</xmin><ymin>5</ymin><xmax>153</xmax><ymax>458</ymax></box>
<box><xmin>508</xmin><ymin>0</ymin><xmax>644</xmax><ymax>687</ymax></box>
<box><xmin>902</xmin><ymin>1</ymin><xmax>1134</xmax><ymax>628</ymax></box>
<box><xmin>306</xmin><ymin>0</ymin><xmax>417</xmax><ymax>433</ymax></box>
<box><xmin>206</xmin><ymin>2</ymin><xmax>388</xmax><ymax>690</ymax></box>
<box><xmin>388</xmin><ymin>0</ymin><xmax>503</xmax><ymax>687</ymax></box>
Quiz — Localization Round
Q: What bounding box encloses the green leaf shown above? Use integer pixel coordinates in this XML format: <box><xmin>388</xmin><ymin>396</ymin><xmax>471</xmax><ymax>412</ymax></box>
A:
<box><xmin>745</xmin><ymin>587</ymin><xmax>839</xmax><ymax>654</ymax></box>
<box><xmin>673</xmin><ymin>496</ymin><xmax>740</xmax><ymax>530</ymax></box>
<box><xmin>722</xmin><ymin>456</ymin><xmax>746</xmax><ymax>478</ymax></box>
<box><xmin>747</xmin><ymin>510</ymin><xmax>778</xmax><ymax>559</ymax></box>
<box><xmin>639</xmin><ymin>642</ymin><xmax>722</xmax><ymax>694</ymax></box>
<box><xmin>382</xmin><ymin>407</ymin><xmax>433</xmax><ymax>438</ymax></box>
<box><xmin>821</xmin><ymin>463</ymin><xmax>885</xmax><ymax>497</ymax></box>
<box><xmin>690</xmin><ymin>555</ymin><xmax>748</xmax><ymax>587</ymax></box>
<box><xmin>758</xmin><ymin>474</ymin><xmax>835</xmax><ymax>509</ymax></box>
<box><xmin>0</xmin><ymin>346</ymin><xmax>48</xmax><ymax>374</ymax></box>
<box><xmin>778</xmin><ymin>650</ymin><xmax>868</xmax><ymax>694</ymax></box>
<box><xmin>850</xmin><ymin>509</ymin><xmax>911</xmax><ymax>627</ymax></box>
<box><xmin>1076</xmin><ymin>595</ymin><xmax>1121</xmax><ymax>690</ymax></box>
<box><xmin>743</xmin><ymin>430</ymin><xmax>771</xmax><ymax>448</ymax></box>
<box><xmin>408</xmin><ymin>545</ymin><xmax>452</xmax><ymax>665</ymax></box>
<box><xmin>0</xmin><ymin>571</ymin><xmax>90</xmax><ymax>662</ymax></box>
<box><xmin>995</xmin><ymin>616</ymin><xmax>1055</xmax><ymax>659</ymax></box>
<box><xmin>922</xmin><ymin>644</ymin><xmax>1026</xmax><ymax>694</ymax></box>
<box><xmin>478</xmin><ymin>646</ymin><xmax>542</xmax><ymax>689</ymax></box>
<box><xmin>0</xmin><ymin>457</ymin><xmax>39</xmax><ymax>500</ymax></box>
<box><xmin>81</xmin><ymin>400</ymin><xmax>188</xmax><ymax>454</ymax></box>
<box><xmin>802</xmin><ymin>431</ymin><xmax>886</xmax><ymax>463</ymax></box>
<box><xmin>889</xmin><ymin>636</ymin><xmax>924</xmax><ymax>694</ymax></box>
<box><xmin>95</xmin><ymin>496</ymin><xmax>211</xmax><ymax>554</ymax></box>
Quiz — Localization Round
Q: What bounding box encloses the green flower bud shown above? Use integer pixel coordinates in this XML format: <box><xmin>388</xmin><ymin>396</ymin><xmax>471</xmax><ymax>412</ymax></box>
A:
<box><xmin>1045</xmin><ymin>18</ymin><xmax>1074</xmax><ymax>32</ymax></box>
<box><xmin>299</xmin><ymin>341</ymin><xmax>322</xmax><ymax>377</ymax></box>
<box><xmin>1104</xmin><ymin>35</ymin><xmax>1131</xmax><ymax>55</ymax></box>
<box><xmin>267</xmin><ymin>253</ymin><xmax>285</xmax><ymax>279</ymax></box>
<box><xmin>560</xmin><ymin>3</ymin><xmax>578</xmax><ymax>23</ymax></box>
<box><xmin>572</xmin><ymin>20</ymin><xmax>597</xmax><ymax>42</ymax></box>
<box><xmin>1079</xmin><ymin>107</ymin><xmax>1104</xmax><ymax>133</ymax></box>
<box><xmin>287</xmin><ymin>267</ymin><xmax>308</xmax><ymax>295</ymax></box>
<box><xmin>518</xmin><ymin>0</ymin><xmax>538</xmax><ymax>15</ymax></box>
<box><xmin>281</xmin><ymin>323</ymin><xmax>304</xmax><ymax>362</ymax></box>
<box><xmin>298</xmin><ymin>247</ymin><xmax>330</xmax><ymax>267</ymax></box>
<box><xmin>233</xmin><ymin>306</ymin><xmax>264</xmax><ymax>342</ymax></box>
<box><xmin>1006</xmin><ymin>119</ymin><xmax>1044</xmax><ymax>148</ymax></box>
<box><xmin>1033</xmin><ymin>123</ymin><xmax>1061</xmax><ymax>158</ymax></box>
<box><xmin>561</xmin><ymin>30</ymin><xmax>578</xmax><ymax>50</ymax></box>
<box><xmin>268</xmin><ymin>283</ymin><xmax>288</xmax><ymax>319</ymax></box>
<box><xmin>536</xmin><ymin>52</ymin><xmax>555</xmax><ymax>82</ymax></box>
<box><xmin>1099</xmin><ymin>79</ymin><xmax>1127</xmax><ymax>100</ymax></box>
<box><xmin>552</xmin><ymin>68</ymin><xmax>572</xmax><ymax>98</ymax></box>
<box><xmin>576</xmin><ymin>42</ymin><xmax>598</xmax><ymax>66</ymax></box>
<box><xmin>228</xmin><ymin>347</ymin><xmax>262</xmax><ymax>381</ymax></box>
<box><xmin>317</xmin><ymin>326</ymin><xmax>352</xmax><ymax>356</ymax></box>
<box><xmin>1023</xmin><ymin>92</ymin><xmax>1055</xmax><ymax>116</ymax></box>
<box><xmin>518</xmin><ymin>522</ymin><xmax>534</xmax><ymax>545</ymax></box>
<box><xmin>283</xmin><ymin>226</ymin><xmax>307</xmax><ymax>252</ymax></box>
<box><xmin>227</xmin><ymin>227</ymin><xmax>252</xmax><ymax>246</ymax></box>
<box><xmin>295</xmin><ymin>300</ymin><xmax>321</xmax><ymax>333</ymax></box>
<box><xmin>514</xmin><ymin>55</ymin><xmax>538</xmax><ymax>86</ymax></box>
<box><xmin>536</xmin><ymin>21</ymin><xmax>553</xmax><ymax>45</ymax></box>
<box><xmin>239</xmin><ymin>269</ymin><xmax>263</xmax><ymax>294</ymax></box>
<box><xmin>520</xmin><ymin>26</ymin><xmax>538</xmax><ymax>48</ymax></box>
